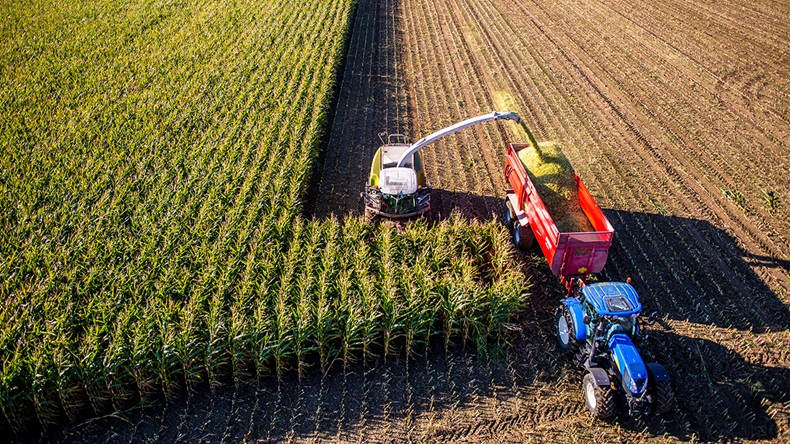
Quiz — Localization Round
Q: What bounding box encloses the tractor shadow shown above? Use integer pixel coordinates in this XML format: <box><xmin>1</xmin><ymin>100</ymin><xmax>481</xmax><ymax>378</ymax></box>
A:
<box><xmin>600</xmin><ymin>209</ymin><xmax>790</xmax><ymax>334</ymax></box>
<box><xmin>429</xmin><ymin>192</ymin><xmax>790</xmax><ymax>335</ymax></box>
<box><xmin>621</xmin><ymin>329</ymin><xmax>790</xmax><ymax>441</ymax></box>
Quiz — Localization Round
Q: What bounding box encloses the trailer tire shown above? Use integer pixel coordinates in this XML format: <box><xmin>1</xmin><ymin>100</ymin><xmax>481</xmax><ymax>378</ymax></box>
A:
<box><xmin>653</xmin><ymin>380</ymin><xmax>674</xmax><ymax>414</ymax></box>
<box><xmin>556</xmin><ymin>307</ymin><xmax>578</xmax><ymax>353</ymax></box>
<box><xmin>583</xmin><ymin>373</ymin><xmax>615</xmax><ymax>420</ymax></box>
<box><xmin>512</xmin><ymin>222</ymin><xmax>534</xmax><ymax>250</ymax></box>
<box><xmin>503</xmin><ymin>198</ymin><xmax>516</xmax><ymax>228</ymax></box>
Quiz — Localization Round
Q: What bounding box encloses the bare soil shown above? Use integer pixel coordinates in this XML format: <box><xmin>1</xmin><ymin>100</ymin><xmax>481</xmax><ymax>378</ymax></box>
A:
<box><xmin>45</xmin><ymin>0</ymin><xmax>790</xmax><ymax>442</ymax></box>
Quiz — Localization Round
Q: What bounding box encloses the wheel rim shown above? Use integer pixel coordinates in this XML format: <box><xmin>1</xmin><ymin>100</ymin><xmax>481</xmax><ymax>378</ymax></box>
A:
<box><xmin>504</xmin><ymin>201</ymin><xmax>513</xmax><ymax>226</ymax></box>
<box><xmin>558</xmin><ymin>314</ymin><xmax>570</xmax><ymax>345</ymax></box>
<box><xmin>585</xmin><ymin>379</ymin><xmax>597</xmax><ymax>411</ymax></box>
<box><xmin>513</xmin><ymin>224</ymin><xmax>521</xmax><ymax>245</ymax></box>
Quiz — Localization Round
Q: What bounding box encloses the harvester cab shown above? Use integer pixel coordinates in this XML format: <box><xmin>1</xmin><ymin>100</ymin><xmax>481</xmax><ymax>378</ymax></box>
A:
<box><xmin>364</xmin><ymin>111</ymin><xmax>522</xmax><ymax>220</ymax></box>
<box><xmin>556</xmin><ymin>282</ymin><xmax>674</xmax><ymax>419</ymax></box>
<box><xmin>363</xmin><ymin>133</ymin><xmax>430</xmax><ymax>219</ymax></box>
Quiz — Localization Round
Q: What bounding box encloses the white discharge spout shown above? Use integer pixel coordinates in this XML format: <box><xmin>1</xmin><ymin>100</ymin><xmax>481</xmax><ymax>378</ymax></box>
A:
<box><xmin>396</xmin><ymin>111</ymin><xmax>522</xmax><ymax>168</ymax></box>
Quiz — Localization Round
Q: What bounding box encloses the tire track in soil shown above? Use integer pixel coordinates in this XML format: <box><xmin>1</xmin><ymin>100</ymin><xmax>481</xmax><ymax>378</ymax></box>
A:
<box><xmin>430</xmin><ymin>0</ymin><xmax>513</xmax><ymax>218</ymax></box>
<box><xmin>312</xmin><ymin>0</ymin><xmax>406</xmax><ymax>218</ymax></box>
<box><xmin>524</xmin><ymin>0</ymin><xmax>782</xmax><ymax>264</ymax></box>
<box><xmin>527</xmin><ymin>0</ymin><xmax>788</xmax><ymax>321</ymax></box>
<box><xmin>543</xmin><ymin>0</ymin><xmax>790</xmax><ymax>262</ymax></box>
<box><xmin>406</xmin><ymin>0</ymin><xmax>788</xmax><ymax>438</ymax></box>
<box><xmin>520</xmin><ymin>0</ymin><xmax>790</xmax><ymax>302</ymax></box>
<box><xmin>546</xmin><ymin>0</ymin><xmax>790</xmax><ymax>315</ymax></box>
<box><xmin>496</xmin><ymin>0</ymin><xmax>784</xmax><ymax>438</ymax></box>
<box><xmin>402</xmin><ymin>0</ymin><xmax>493</xmax><ymax>220</ymax></box>
<box><xmin>462</xmin><ymin>0</ymin><xmax>751</xmax><ymax>337</ymax></box>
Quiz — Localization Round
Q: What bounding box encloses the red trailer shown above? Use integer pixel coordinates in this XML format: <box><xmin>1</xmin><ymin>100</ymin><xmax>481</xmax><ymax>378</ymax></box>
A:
<box><xmin>503</xmin><ymin>143</ymin><xmax>614</xmax><ymax>289</ymax></box>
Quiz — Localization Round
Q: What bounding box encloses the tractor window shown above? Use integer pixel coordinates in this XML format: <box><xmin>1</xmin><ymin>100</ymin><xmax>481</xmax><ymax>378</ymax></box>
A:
<box><xmin>604</xmin><ymin>296</ymin><xmax>632</xmax><ymax>313</ymax></box>
<box><xmin>615</xmin><ymin>315</ymin><xmax>634</xmax><ymax>333</ymax></box>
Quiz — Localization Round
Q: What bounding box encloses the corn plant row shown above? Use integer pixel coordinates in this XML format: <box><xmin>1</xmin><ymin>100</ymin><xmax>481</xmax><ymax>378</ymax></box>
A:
<box><xmin>0</xmin><ymin>0</ymin><xmax>527</xmax><ymax>436</ymax></box>
<box><xmin>0</xmin><ymin>214</ymin><xmax>525</xmax><ymax>433</ymax></box>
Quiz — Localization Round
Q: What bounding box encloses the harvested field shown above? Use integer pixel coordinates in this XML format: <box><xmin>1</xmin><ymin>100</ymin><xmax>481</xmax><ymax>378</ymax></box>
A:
<box><xmin>310</xmin><ymin>0</ymin><xmax>790</xmax><ymax>440</ymax></box>
<box><xmin>23</xmin><ymin>0</ymin><xmax>790</xmax><ymax>442</ymax></box>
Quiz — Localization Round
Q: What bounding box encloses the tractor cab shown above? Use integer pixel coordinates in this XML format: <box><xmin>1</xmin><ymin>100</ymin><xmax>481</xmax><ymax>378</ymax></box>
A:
<box><xmin>581</xmin><ymin>282</ymin><xmax>642</xmax><ymax>336</ymax></box>
<box><xmin>581</xmin><ymin>282</ymin><xmax>642</xmax><ymax>316</ymax></box>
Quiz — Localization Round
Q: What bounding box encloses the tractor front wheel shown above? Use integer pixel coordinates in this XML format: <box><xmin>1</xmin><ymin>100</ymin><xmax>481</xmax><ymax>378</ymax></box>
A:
<box><xmin>653</xmin><ymin>380</ymin><xmax>674</xmax><ymax>414</ymax></box>
<box><xmin>583</xmin><ymin>373</ymin><xmax>615</xmax><ymax>420</ymax></box>
<box><xmin>556</xmin><ymin>307</ymin><xmax>578</xmax><ymax>353</ymax></box>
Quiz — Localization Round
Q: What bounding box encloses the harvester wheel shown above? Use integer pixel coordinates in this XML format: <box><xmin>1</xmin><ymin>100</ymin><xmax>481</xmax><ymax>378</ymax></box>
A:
<box><xmin>653</xmin><ymin>380</ymin><xmax>674</xmax><ymax>414</ymax></box>
<box><xmin>503</xmin><ymin>198</ymin><xmax>516</xmax><ymax>227</ymax></box>
<box><xmin>556</xmin><ymin>307</ymin><xmax>578</xmax><ymax>353</ymax></box>
<box><xmin>364</xmin><ymin>208</ymin><xmax>378</xmax><ymax>223</ymax></box>
<box><xmin>583</xmin><ymin>373</ymin><xmax>615</xmax><ymax>420</ymax></box>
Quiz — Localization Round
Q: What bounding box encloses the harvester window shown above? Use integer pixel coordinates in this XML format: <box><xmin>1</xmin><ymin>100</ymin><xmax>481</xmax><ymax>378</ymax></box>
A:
<box><xmin>383</xmin><ymin>162</ymin><xmax>413</xmax><ymax>169</ymax></box>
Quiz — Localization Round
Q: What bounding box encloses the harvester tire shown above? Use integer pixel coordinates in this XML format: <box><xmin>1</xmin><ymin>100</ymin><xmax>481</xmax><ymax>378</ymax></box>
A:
<box><xmin>555</xmin><ymin>307</ymin><xmax>578</xmax><ymax>353</ymax></box>
<box><xmin>583</xmin><ymin>373</ymin><xmax>615</xmax><ymax>420</ymax></box>
<box><xmin>653</xmin><ymin>380</ymin><xmax>674</xmax><ymax>414</ymax></box>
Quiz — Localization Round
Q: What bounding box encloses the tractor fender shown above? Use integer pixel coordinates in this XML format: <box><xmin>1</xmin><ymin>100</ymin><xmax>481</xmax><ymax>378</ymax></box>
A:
<box><xmin>560</xmin><ymin>298</ymin><xmax>586</xmax><ymax>341</ymax></box>
<box><xmin>646</xmin><ymin>363</ymin><xmax>670</xmax><ymax>382</ymax></box>
<box><xmin>587</xmin><ymin>367</ymin><xmax>611</xmax><ymax>387</ymax></box>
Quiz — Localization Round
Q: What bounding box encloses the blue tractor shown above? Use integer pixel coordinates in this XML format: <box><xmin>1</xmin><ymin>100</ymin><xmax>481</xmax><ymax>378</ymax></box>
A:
<box><xmin>556</xmin><ymin>281</ymin><xmax>674</xmax><ymax>419</ymax></box>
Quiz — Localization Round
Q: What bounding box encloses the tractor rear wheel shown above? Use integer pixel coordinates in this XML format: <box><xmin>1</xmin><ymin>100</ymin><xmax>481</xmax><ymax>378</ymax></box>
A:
<box><xmin>583</xmin><ymin>373</ymin><xmax>615</xmax><ymax>420</ymax></box>
<box><xmin>556</xmin><ymin>307</ymin><xmax>578</xmax><ymax>353</ymax></box>
<box><xmin>653</xmin><ymin>380</ymin><xmax>674</xmax><ymax>414</ymax></box>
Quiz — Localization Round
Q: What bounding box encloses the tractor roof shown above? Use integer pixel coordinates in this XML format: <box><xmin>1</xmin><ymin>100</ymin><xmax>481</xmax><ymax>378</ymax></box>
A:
<box><xmin>582</xmin><ymin>282</ymin><xmax>642</xmax><ymax>316</ymax></box>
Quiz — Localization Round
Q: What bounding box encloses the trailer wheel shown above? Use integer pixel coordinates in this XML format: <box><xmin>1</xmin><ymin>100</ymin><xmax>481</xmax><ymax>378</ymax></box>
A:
<box><xmin>583</xmin><ymin>373</ymin><xmax>615</xmax><ymax>420</ymax></box>
<box><xmin>652</xmin><ymin>380</ymin><xmax>674</xmax><ymax>414</ymax></box>
<box><xmin>503</xmin><ymin>198</ymin><xmax>516</xmax><ymax>227</ymax></box>
<box><xmin>512</xmin><ymin>222</ymin><xmax>534</xmax><ymax>250</ymax></box>
<box><xmin>556</xmin><ymin>307</ymin><xmax>578</xmax><ymax>353</ymax></box>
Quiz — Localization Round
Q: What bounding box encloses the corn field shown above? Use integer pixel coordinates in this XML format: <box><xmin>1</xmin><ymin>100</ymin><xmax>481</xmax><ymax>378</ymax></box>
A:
<box><xmin>0</xmin><ymin>0</ymin><xmax>526</xmax><ymax>435</ymax></box>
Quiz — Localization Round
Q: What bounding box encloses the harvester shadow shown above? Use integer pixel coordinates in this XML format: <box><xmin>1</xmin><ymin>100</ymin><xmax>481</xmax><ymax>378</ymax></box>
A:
<box><xmin>425</xmin><ymin>188</ymin><xmax>504</xmax><ymax>223</ymax></box>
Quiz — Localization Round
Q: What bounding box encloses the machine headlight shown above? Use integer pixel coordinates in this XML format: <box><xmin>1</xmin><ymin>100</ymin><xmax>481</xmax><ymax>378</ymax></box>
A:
<box><xmin>628</xmin><ymin>376</ymin><xmax>647</xmax><ymax>395</ymax></box>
